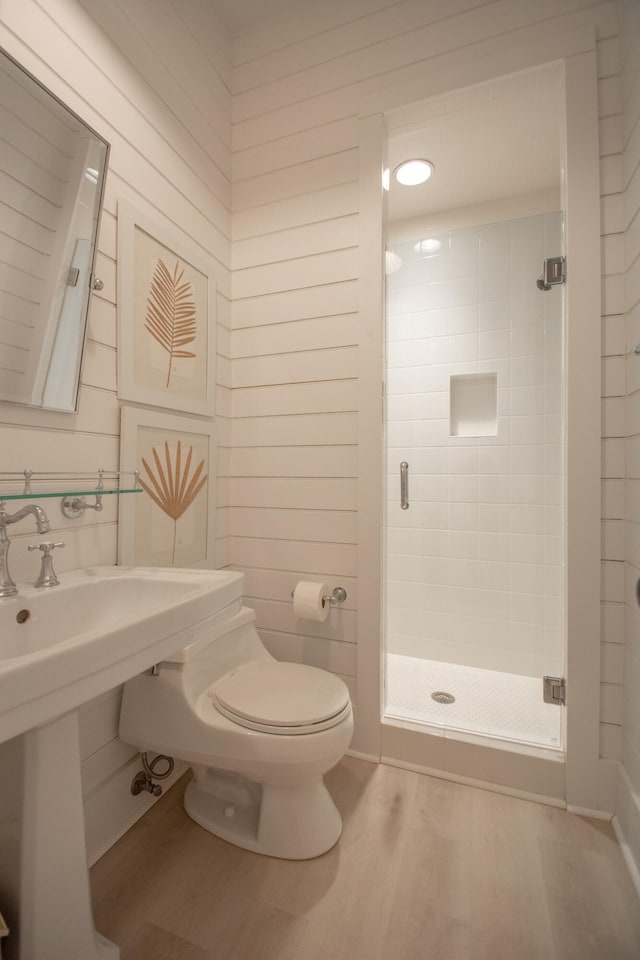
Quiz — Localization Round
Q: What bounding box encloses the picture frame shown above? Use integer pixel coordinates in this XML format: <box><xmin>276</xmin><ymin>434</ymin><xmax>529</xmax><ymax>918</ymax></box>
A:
<box><xmin>118</xmin><ymin>406</ymin><xmax>216</xmax><ymax>568</ymax></box>
<box><xmin>116</xmin><ymin>200</ymin><xmax>216</xmax><ymax>416</ymax></box>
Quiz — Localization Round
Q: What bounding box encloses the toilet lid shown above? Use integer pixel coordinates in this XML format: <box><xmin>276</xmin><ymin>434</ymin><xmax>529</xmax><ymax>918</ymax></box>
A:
<box><xmin>212</xmin><ymin>661</ymin><xmax>350</xmax><ymax>733</ymax></box>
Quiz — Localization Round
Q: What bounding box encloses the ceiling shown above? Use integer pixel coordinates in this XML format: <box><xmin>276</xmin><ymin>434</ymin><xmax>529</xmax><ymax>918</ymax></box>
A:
<box><xmin>385</xmin><ymin>63</ymin><xmax>563</xmax><ymax>224</ymax></box>
<box><xmin>209</xmin><ymin>0</ymin><xmax>304</xmax><ymax>36</ymax></box>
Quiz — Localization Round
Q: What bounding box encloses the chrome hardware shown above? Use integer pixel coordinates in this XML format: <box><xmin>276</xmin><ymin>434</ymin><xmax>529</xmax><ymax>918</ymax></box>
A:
<box><xmin>400</xmin><ymin>461</ymin><xmax>409</xmax><ymax>510</ymax></box>
<box><xmin>289</xmin><ymin>585</ymin><xmax>348</xmax><ymax>606</ymax></box>
<box><xmin>91</xmin><ymin>277</ymin><xmax>104</xmax><ymax>291</ymax></box>
<box><xmin>27</xmin><ymin>541</ymin><xmax>65</xmax><ymax>588</ymax></box>
<box><xmin>543</xmin><ymin>676</ymin><xmax>566</xmax><ymax>705</ymax></box>
<box><xmin>324</xmin><ymin>586</ymin><xmax>347</xmax><ymax>605</ymax></box>
<box><xmin>537</xmin><ymin>256</ymin><xmax>566</xmax><ymax>291</ymax></box>
<box><xmin>431</xmin><ymin>691</ymin><xmax>455</xmax><ymax>704</ymax></box>
<box><xmin>67</xmin><ymin>266</ymin><xmax>80</xmax><ymax>287</ymax></box>
<box><xmin>61</xmin><ymin>468</ymin><xmax>107</xmax><ymax>518</ymax></box>
<box><xmin>131</xmin><ymin>752</ymin><xmax>174</xmax><ymax>798</ymax></box>
<box><xmin>0</xmin><ymin>503</ymin><xmax>51</xmax><ymax>598</ymax></box>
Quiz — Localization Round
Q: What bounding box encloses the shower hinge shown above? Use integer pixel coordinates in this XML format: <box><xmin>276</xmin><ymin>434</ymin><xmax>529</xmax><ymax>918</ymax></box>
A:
<box><xmin>537</xmin><ymin>256</ymin><xmax>566</xmax><ymax>290</ymax></box>
<box><xmin>543</xmin><ymin>676</ymin><xmax>566</xmax><ymax>706</ymax></box>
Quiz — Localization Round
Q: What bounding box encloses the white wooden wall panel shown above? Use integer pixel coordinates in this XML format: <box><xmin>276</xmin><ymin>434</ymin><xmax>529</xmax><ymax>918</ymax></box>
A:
<box><xmin>232</xmin><ymin>537</ymin><xmax>357</xmax><ymax>578</ymax></box>
<box><xmin>233</xmin><ymin>248</ymin><xmax>358</xmax><ymax>299</ymax></box>
<box><xmin>232</xmin><ymin>314</ymin><xmax>358</xmax><ymax>356</ymax></box>
<box><xmin>233</xmin><ymin>280</ymin><xmax>358</xmax><ymax>328</ymax></box>
<box><xmin>233</xmin><ymin>183</ymin><xmax>358</xmax><ymax>241</ymax></box>
<box><xmin>232</xmin><ymin>412</ymin><xmax>357</xmax><ymax>447</ymax></box>
<box><xmin>232</xmin><ymin>477</ymin><xmax>358</xmax><ymax>511</ymax></box>
<box><xmin>233</xmin><ymin>0</ymin><xmax>491</xmax><ymax>94</ymax></box>
<box><xmin>233</xmin><ymin>151</ymin><xmax>358</xmax><ymax>211</ymax></box>
<box><xmin>233</xmin><ymin>217</ymin><xmax>359</xmax><ymax>270</ymax></box>
<box><xmin>231</xmin><ymin>445</ymin><xmax>357</xmax><ymax>478</ymax></box>
<box><xmin>0</xmin><ymin>0</ymin><xmax>231</xmax><ymax>862</ymax></box>
<box><xmin>233</xmin><ymin>380</ymin><xmax>358</xmax><ymax>417</ymax></box>
<box><xmin>233</xmin><ymin>117</ymin><xmax>358</xmax><ymax>182</ymax></box>
<box><xmin>233</xmin><ymin>346</ymin><xmax>358</xmax><ymax>388</ymax></box>
<box><xmin>231</xmin><ymin>507</ymin><xmax>357</xmax><ymax>544</ymax></box>
<box><xmin>231</xmin><ymin>0</ymin><xmax>394</xmax><ymax>65</ymax></box>
<box><xmin>619</xmin><ymin>0</ymin><xmax>640</xmax><ymax>873</ymax></box>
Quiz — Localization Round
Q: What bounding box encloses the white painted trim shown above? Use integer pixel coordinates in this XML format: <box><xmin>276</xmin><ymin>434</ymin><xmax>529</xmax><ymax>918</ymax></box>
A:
<box><xmin>611</xmin><ymin>763</ymin><xmax>640</xmax><ymax>901</ymax></box>
<box><xmin>345</xmin><ymin>748</ymin><xmax>379</xmax><ymax>765</ymax></box>
<box><xmin>381</xmin><ymin>755</ymin><xmax>567</xmax><ymax>810</ymax></box>
<box><xmin>566</xmin><ymin>805</ymin><xmax>613</xmax><ymax>821</ymax></box>
<box><xmin>356</xmin><ymin>24</ymin><xmax>609</xmax><ymax>810</ymax></box>
<box><xmin>612</xmin><ymin>815</ymin><xmax>640</xmax><ymax>903</ymax></box>
<box><xmin>355</xmin><ymin>111</ymin><xmax>385</xmax><ymax>760</ymax></box>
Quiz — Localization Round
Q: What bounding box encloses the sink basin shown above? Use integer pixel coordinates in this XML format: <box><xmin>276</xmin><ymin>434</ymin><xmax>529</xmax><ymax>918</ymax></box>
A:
<box><xmin>0</xmin><ymin>564</ymin><xmax>244</xmax><ymax>960</ymax></box>
<box><xmin>0</xmin><ymin>565</ymin><xmax>243</xmax><ymax>745</ymax></box>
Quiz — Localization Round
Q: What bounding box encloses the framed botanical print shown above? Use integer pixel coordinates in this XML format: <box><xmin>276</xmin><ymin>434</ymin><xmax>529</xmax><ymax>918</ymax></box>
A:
<box><xmin>118</xmin><ymin>407</ymin><xmax>216</xmax><ymax>568</ymax></box>
<box><xmin>116</xmin><ymin>200</ymin><xmax>216</xmax><ymax>416</ymax></box>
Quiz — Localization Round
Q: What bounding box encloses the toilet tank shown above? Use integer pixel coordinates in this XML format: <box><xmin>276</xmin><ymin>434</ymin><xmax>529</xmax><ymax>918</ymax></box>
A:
<box><xmin>165</xmin><ymin>606</ymin><xmax>273</xmax><ymax>700</ymax></box>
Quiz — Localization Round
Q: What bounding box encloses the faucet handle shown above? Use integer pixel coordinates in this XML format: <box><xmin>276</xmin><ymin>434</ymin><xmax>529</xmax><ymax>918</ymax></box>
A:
<box><xmin>27</xmin><ymin>542</ymin><xmax>65</xmax><ymax>588</ymax></box>
<box><xmin>28</xmin><ymin>542</ymin><xmax>65</xmax><ymax>555</ymax></box>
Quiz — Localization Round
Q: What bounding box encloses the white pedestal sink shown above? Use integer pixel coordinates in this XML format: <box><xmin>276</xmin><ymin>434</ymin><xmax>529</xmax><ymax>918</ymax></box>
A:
<box><xmin>0</xmin><ymin>566</ymin><xmax>244</xmax><ymax>960</ymax></box>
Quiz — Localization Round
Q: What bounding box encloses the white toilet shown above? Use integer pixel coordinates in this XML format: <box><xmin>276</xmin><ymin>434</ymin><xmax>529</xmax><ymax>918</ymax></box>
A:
<box><xmin>119</xmin><ymin>588</ymin><xmax>353</xmax><ymax>861</ymax></box>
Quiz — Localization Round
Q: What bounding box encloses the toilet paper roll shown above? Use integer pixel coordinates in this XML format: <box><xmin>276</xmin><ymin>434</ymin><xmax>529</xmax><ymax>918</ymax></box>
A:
<box><xmin>292</xmin><ymin>581</ymin><xmax>329</xmax><ymax>622</ymax></box>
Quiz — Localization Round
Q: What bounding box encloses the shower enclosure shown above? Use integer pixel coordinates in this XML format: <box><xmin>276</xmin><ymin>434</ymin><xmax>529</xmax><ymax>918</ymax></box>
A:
<box><xmin>382</xmin><ymin>66</ymin><xmax>567</xmax><ymax>752</ymax></box>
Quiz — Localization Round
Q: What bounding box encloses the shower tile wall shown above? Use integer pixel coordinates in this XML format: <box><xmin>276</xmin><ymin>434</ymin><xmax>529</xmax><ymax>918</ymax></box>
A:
<box><xmin>385</xmin><ymin>212</ymin><xmax>563</xmax><ymax>679</ymax></box>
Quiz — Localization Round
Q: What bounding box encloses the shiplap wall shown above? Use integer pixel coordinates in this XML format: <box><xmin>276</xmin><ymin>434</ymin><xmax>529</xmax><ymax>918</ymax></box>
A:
<box><xmin>229</xmin><ymin>0</ymin><xmax>625</xmax><ymax>755</ymax></box>
<box><xmin>0</xmin><ymin>0</ymin><xmax>231</xmax><ymax>861</ymax></box>
<box><xmin>619</xmin><ymin>0</ymin><xmax>640</xmax><ymax>886</ymax></box>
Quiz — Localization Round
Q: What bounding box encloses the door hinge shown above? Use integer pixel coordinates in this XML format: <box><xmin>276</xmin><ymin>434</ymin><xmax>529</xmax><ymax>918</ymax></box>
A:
<box><xmin>66</xmin><ymin>266</ymin><xmax>80</xmax><ymax>287</ymax></box>
<box><xmin>543</xmin><ymin>676</ymin><xmax>566</xmax><ymax>706</ymax></box>
<box><xmin>537</xmin><ymin>256</ymin><xmax>566</xmax><ymax>290</ymax></box>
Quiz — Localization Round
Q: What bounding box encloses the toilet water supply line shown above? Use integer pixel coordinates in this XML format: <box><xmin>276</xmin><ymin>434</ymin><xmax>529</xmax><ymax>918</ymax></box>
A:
<box><xmin>130</xmin><ymin>752</ymin><xmax>174</xmax><ymax>797</ymax></box>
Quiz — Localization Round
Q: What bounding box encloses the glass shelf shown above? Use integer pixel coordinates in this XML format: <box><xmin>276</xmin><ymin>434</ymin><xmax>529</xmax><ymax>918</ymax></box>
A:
<box><xmin>0</xmin><ymin>469</ymin><xmax>141</xmax><ymax>504</ymax></box>
<box><xmin>0</xmin><ymin>487</ymin><xmax>142</xmax><ymax>502</ymax></box>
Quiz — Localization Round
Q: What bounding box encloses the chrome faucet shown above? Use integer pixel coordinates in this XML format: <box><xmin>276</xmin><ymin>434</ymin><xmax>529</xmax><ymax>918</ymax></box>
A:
<box><xmin>0</xmin><ymin>502</ymin><xmax>51</xmax><ymax>598</ymax></box>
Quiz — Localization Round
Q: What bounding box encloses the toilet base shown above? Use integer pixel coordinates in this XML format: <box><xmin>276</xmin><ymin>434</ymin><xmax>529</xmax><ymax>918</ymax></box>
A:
<box><xmin>183</xmin><ymin>766</ymin><xmax>343</xmax><ymax>860</ymax></box>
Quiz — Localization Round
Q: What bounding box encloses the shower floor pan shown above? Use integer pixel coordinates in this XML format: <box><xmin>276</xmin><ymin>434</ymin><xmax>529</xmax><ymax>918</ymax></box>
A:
<box><xmin>385</xmin><ymin>653</ymin><xmax>562</xmax><ymax>750</ymax></box>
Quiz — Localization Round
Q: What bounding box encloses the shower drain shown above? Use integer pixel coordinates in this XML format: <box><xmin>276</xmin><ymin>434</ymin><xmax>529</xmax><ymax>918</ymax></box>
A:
<box><xmin>431</xmin><ymin>691</ymin><xmax>455</xmax><ymax>704</ymax></box>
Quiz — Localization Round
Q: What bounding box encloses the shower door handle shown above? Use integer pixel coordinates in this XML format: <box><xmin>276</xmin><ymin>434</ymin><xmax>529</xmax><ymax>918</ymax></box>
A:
<box><xmin>400</xmin><ymin>461</ymin><xmax>409</xmax><ymax>510</ymax></box>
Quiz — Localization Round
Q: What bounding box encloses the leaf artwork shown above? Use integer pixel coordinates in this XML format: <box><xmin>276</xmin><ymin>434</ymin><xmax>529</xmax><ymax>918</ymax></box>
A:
<box><xmin>139</xmin><ymin>440</ymin><xmax>208</xmax><ymax>564</ymax></box>
<box><xmin>145</xmin><ymin>258</ymin><xmax>197</xmax><ymax>388</ymax></box>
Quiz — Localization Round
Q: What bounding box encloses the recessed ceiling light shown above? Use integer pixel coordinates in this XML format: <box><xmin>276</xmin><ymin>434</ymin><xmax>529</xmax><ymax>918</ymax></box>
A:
<box><xmin>394</xmin><ymin>159</ymin><xmax>434</xmax><ymax>186</ymax></box>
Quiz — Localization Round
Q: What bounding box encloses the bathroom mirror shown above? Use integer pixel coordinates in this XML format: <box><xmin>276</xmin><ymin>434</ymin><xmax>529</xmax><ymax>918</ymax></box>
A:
<box><xmin>0</xmin><ymin>46</ymin><xmax>109</xmax><ymax>413</ymax></box>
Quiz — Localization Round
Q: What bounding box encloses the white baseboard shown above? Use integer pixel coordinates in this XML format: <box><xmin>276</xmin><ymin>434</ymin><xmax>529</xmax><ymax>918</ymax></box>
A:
<box><xmin>345</xmin><ymin>748</ymin><xmax>379</xmax><ymax>765</ymax></box>
<box><xmin>612</xmin><ymin>764</ymin><xmax>640</xmax><ymax>901</ymax></box>
<box><xmin>85</xmin><ymin>753</ymin><xmax>188</xmax><ymax>866</ymax></box>
<box><xmin>381</xmin><ymin>753</ymin><xmax>566</xmax><ymax>808</ymax></box>
<box><xmin>566</xmin><ymin>804</ymin><xmax>613</xmax><ymax>820</ymax></box>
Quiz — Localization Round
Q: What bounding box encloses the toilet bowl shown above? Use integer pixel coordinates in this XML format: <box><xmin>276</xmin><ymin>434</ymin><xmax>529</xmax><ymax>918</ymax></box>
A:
<box><xmin>119</xmin><ymin>601</ymin><xmax>353</xmax><ymax>860</ymax></box>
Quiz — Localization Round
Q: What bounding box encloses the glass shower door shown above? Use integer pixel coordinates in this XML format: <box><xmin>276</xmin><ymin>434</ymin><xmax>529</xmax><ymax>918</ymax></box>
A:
<box><xmin>383</xmin><ymin>212</ymin><xmax>565</xmax><ymax>750</ymax></box>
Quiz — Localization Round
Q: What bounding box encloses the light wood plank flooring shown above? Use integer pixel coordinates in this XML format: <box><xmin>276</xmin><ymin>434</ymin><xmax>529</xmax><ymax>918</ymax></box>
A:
<box><xmin>90</xmin><ymin>758</ymin><xmax>640</xmax><ymax>960</ymax></box>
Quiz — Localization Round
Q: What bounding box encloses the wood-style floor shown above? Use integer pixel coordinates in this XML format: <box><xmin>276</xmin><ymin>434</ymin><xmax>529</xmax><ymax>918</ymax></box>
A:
<box><xmin>90</xmin><ymin>758</ymin><xmax>640</xmax><ymax>960</ymax></box>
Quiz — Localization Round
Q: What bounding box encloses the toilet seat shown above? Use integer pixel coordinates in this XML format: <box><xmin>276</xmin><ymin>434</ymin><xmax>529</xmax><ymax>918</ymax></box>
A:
<box><xmin>210</xmin><ymin>661</ymin><xmax>351</xmax><ymax>735</ymax></box>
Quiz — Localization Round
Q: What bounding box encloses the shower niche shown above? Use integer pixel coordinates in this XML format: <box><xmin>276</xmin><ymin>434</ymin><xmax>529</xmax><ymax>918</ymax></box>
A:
<box><xmin>449</xmin><ymin>373</ymin><xmax>498</xmax><ymax>438</ymax></box>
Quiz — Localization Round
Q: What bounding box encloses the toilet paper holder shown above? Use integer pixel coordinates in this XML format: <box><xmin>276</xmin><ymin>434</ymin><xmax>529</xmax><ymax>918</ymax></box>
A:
<box><xmin>290</xmin><ymin>585</ymin><xmax>347</xmax><ymax>606</ymax></box>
